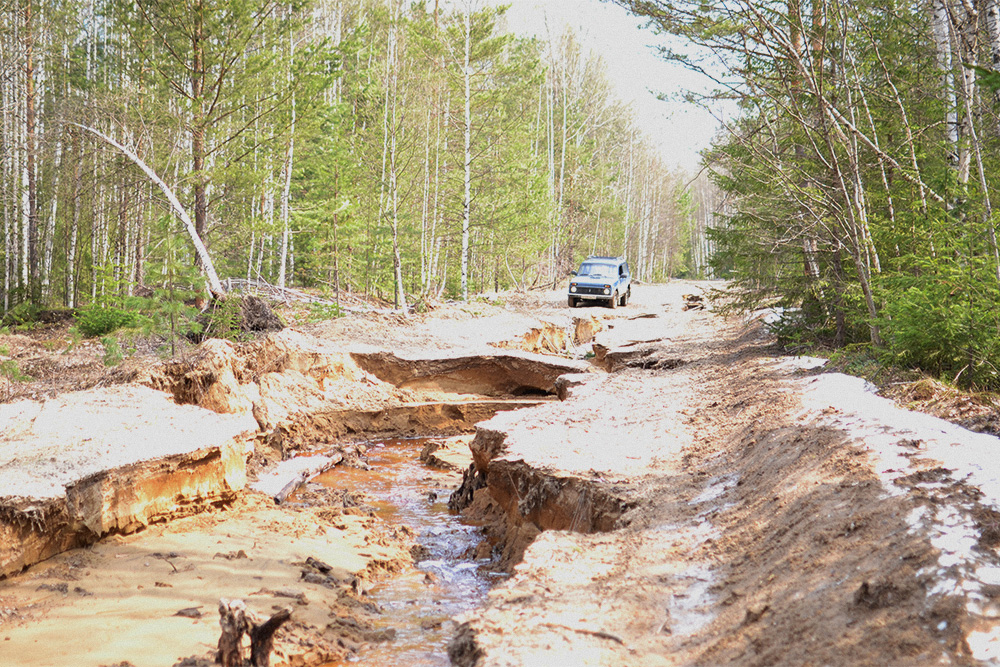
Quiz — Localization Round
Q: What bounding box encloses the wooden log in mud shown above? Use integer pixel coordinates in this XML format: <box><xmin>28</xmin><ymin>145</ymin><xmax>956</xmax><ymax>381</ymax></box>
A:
<box><xmin>682</xmin><ymin>294</ymin><xmax>705</xmax><ymax>311</ymax></box>
<box><xmin>218</xmin><ymin>599</ymin><xmax>249</xmax><ymax>667</ymax></box>
<box><xmin>250</xmin><ymin>607</ymin><xmax>292</xmax><ymax>667</ymax></box>
<box><xmin>259</xmin><ymin>453</ymin><xmax>343</xmax><ymax>505</ymax></box>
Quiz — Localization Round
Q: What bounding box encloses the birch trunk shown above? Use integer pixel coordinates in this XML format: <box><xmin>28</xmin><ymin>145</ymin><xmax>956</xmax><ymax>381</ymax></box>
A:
<box><xmin>72</xmin><ymin>123</ymin><xmax>224</xmax><ymax>294</ymax></box>
<box><xmin>461</xmin><ymin>5</ymin><xmax>472</xmax><ymax>301</ymax></box>
<box><xmin>986</xmin><ymin>0</ymin><xmax>1000</xmax><ymax>135</ymax></box>
<box><xmin>278</xmin><ymin>93</ymin><xmax>295</xmax><ymax>289</ymax></box>
<box><xmin>278</xmin><ymin>29</ymin><xmax>296</xmax><ymax>290</ymax></box>
<box><xmin>24</xmin><ymin>0</ymin><xmax>38</xmax><ymax>298</ymax></box>
<box><xmin>42</xmin><ymin>130</ymin><xmax>63</xmax><ymax>298</ymax></box>
<box><xmin>931</xmin><ymin>0</ymin><xmax>959</xmax><ymax>163</ymax></box>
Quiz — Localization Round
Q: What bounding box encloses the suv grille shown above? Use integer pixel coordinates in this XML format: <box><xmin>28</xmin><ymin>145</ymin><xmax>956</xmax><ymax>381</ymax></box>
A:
<box><xmin>576</xmin><ymin>286</ymin><xmax>607</xmax><ymax>296</ymax></box>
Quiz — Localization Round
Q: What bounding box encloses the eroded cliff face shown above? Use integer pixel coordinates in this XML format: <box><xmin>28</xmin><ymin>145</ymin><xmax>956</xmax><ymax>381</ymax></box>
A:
<box><xmin>146</xmin><ymin>328</ymin><xmax>588</xmax><ymax>450</ymax></box>
<box><xmin>0</xmin><ymin>385</ymin><xmax>255</xmax><ymax>577</ymax></box>
<box><xmin>0</xmin><ymin>325</ymin><xmax>588</xmax><ymax>579</ymax></box>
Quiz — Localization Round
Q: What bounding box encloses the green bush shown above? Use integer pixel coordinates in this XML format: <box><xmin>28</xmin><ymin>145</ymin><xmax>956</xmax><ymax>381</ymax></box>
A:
<box><xmin>100</xmin><ymin>336</ymin><xmax>125</xmax><ymax>367</ymax></box>
<box><xmin>75</xmin><ymin>306</ymin><xmax>143</xmax><ymax>337</ymax></box>
<box><xmin>0</xmin><ymin>346</ymin><xmax>31</xmax><ymax>383</ymax></box>
<box><xmin>202</xmin><ymin>297</ymin><xmax>245</xmax><ymax>342</ymax></box>
<box><xmin>881</xmin><ymin>266</ymin><xmax>1000</xmax><ymax>389</ymax></box>
<box><xmin>1</xmin><ymin>302</ymin><xmax>41</xmax><ymax>328</ymax></box>
<box><xmin>306</xmin><ymin>301</ymin><xmax>344</xmax><ymax>322</ymax></box>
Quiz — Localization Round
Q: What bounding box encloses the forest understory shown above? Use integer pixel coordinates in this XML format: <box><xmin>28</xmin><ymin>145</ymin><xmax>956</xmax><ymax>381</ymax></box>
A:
<box><xmin>2</xmin><ymin>282</ymin><xmax>1000</xmax><ymax>666</ymax></box>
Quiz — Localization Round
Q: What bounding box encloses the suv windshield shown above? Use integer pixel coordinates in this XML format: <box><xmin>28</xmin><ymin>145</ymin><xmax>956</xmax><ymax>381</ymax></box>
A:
<box><xmin>577</xmin><ymin>262</ymin><xmax>617</xmax><ymax>278</ymax></box>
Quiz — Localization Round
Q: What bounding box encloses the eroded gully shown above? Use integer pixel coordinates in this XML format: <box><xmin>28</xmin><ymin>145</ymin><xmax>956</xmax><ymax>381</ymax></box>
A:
<box><xmin>309</xmin><ymin>437</ymin><xmax>497</xmax><ymax>666</ymax></box>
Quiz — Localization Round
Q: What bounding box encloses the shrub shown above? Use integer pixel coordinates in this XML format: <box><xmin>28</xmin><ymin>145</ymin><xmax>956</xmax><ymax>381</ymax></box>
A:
<box><xmin>201</xmin><ymin>297</ymin><xmax>245</xmax><ymax>342</ymax></box>
<box><xmin>76</xmin><ymin>306</ymin><xmax>142</xmax><ymax>337</ymax></box>
<box><xmin>1</xmin><ymin>302</ymin><xmax>41</xmax><ymax>328</ymax></box>
<box><xmin>100</xmin><ymin>337</ymin><xmax>124</xmax><ymax>366</ymax></box>
<box><xmin>306</xmin><ymin>301</ymin><xmax>344</xmax><ymax>322</ymax></box>
<box><xmin>0</xmin><ymin>346</ymin><xmax>30</xmax><ymax>383</ymax></box>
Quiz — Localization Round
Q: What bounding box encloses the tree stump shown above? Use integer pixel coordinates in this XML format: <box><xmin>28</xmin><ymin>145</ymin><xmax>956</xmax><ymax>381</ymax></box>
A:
<box><xmin>218</xmin><ymin>599</ymin><xmax>248</xmax><ymax>667</ymax></box>
<box><xmin>217</xmin><ymin>599</ymin><xmax>291</xmax><ymax>667</ymax></box>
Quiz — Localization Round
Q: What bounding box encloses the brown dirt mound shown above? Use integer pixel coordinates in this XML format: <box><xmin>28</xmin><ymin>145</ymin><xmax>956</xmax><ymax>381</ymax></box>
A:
<box><xmin>493</xmin><ymin>322</ymin><xmax>572</xmax><ymax>356</ymax></box>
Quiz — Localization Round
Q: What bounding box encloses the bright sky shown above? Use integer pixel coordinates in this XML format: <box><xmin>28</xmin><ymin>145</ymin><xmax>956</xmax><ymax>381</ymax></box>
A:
<box><xmin>492</xmin><ymin>0</ymin><xmax>722</xmax><ymax>174</ymax></box>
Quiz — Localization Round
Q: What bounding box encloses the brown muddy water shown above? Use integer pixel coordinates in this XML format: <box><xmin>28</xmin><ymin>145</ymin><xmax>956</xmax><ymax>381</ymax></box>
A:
<box><xmin>312</xmin><ymin>438</ymin><xmax>496</xmax><ymax>666</ymax></box>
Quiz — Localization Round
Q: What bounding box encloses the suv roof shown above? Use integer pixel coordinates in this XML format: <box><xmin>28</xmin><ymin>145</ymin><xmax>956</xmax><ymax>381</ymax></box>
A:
<box><xmin>586</xmin><ymin>255</ymin><xmax>625</xmax><ymax>262</ymax></box>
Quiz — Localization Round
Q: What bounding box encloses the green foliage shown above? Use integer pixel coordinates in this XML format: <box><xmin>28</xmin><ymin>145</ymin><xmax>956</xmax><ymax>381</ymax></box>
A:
<box><xmin>881</xmin><ymin>258</ymin><xmax>1000</xmax><ymax>389</ymax></box>
<box><xmin>100</xmin><ymin>336</ymin><xmax>125</xmax><ymax>367</ymax></box>
<box><xmin>0</xmin><ymin>346</ymin><xmax>31</xmax><ymax>383</ymax></box>
<box><xmin>202</xmin><ymin>297</ymin><xmax>246</xmax><ymax>342</ymax></box>
<box><xmin>968</xmin><ymin>64</ymin><xmax>1000</xmax><ymax>95</ymax></box>
<box><xmin>306</xmin><ymin>302</ymin><xmax>344</xmax><ymax>322</ymax></box>
<box><xmin>144</xmin><ymin>221</ymin><xmax>206</xmax><ymax>355</ymax></box>
<box><xmin>1</xmin><ymin>302</ymin><xmax>42</xmax><ymax>328</ymax></box>
<box><xmin>75</xmin><ymin>306</ymin><xmax>144</xmax><ymax>338</ymax></box>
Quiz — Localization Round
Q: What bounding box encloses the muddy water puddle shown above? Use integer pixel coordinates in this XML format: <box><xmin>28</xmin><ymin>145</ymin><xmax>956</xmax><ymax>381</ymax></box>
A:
<box><xmin>310</xmin><ymin>438</ymin><xmax>495</xmax><ymax>666</ymax></box>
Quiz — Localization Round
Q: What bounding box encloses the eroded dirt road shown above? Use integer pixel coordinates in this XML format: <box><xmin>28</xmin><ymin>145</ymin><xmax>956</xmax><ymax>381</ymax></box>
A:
<box><xmin>3</xmin><ymin>282</ymin><xmax>1000</xmax><ymax>666</ymax></box>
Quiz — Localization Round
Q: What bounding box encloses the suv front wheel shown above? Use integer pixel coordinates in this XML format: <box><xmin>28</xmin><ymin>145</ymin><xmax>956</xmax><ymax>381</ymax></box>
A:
<box><xmin>608</xmin><ymin>291</ymin><xmax>618</xmax><ymax>309</ymax></box>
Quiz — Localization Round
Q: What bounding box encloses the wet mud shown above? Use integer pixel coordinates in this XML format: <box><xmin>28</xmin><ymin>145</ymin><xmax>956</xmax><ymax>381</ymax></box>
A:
<box><xmin>312</xmin><ymin>438</ymin><xmax>494</xmax><ymax>667</ymax></box>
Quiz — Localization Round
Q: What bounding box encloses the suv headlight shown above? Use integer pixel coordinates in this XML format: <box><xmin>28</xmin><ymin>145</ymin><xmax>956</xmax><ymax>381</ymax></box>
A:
<box><xmin>603</xmin><ymin>286</ymin><xmax>611</xmax><ymax>295</ymax></box>
<box><xmin>570</xmin><ymin>285</ymin><xmax>577</xmax><ymax>293</ymax></box>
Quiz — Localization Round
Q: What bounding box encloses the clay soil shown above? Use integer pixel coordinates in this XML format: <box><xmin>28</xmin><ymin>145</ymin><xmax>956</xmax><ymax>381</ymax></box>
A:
<box><xmin>2</xmin><ymin>282</ymin><xmax>1000</xmax><ymax>666</ymax></box>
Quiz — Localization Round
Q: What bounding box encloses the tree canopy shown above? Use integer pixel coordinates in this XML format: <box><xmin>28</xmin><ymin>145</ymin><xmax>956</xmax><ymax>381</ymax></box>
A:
<box><xmin>619</xmin><ymin>0</ymin><xmax>1000</xmax><ymax>389</ymax></box>
<box><xmin>0</xmin><ymin>0</ymin><xmax>704</xmax><ymax>325</ymax></box>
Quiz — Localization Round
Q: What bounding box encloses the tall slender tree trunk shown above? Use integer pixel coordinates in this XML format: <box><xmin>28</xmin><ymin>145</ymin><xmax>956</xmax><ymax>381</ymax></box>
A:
<box><xmin>461</xmin><ymin>5</ymin><xmax>472</xmax><ymax>301</ymax></box>
<box><xmin>42</xmin><ymin>130</ymin><xmax>63</xmax><ymax>298</ymax></box>
<box><xmin>986</xmin><ymin>0</ymin><xmax>1000</xmax><ymax>135</ymax></box>
<box><xmin>191</xmin><ymin>3</ymin><xmax>208</xmax><ymax>269</ymax></box>
<box><xmin>24</xmin><ymin>0</ymin><xmax>39</xmax><ymax>299</ymax></box>
<box><xmin>278</xmin><ymin>92</ymin><xmax>295</xmax><ymax>289</ymax></box>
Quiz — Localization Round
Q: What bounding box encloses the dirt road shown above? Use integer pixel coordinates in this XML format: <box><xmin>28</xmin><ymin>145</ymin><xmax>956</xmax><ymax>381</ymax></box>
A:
<box><xmin>447</xmin><ymin>283</ymin><xmax>1000</xmax><ymax>666</ymax></box>
<box><xmin>3</xmin><ymin>281</ymin><xmax>1000</xmax><ymax>665</ymax></box>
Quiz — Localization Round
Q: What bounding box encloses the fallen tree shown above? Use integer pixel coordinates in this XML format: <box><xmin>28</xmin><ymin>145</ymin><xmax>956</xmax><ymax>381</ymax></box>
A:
<box><xmin>69</xmin><ymin>122</ymin><xmax>224</xmax><ymax>295</ymax></box>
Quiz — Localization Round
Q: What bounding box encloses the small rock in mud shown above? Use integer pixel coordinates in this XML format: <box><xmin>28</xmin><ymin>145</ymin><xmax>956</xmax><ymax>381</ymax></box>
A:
<box><xmin>305</xmin><ymin>556</ymin><xmax>334</xmax><ymax>574</ymax></box>
<box><xmin>419</xmin><ymin>440</ymin><xmax>444</xmax><ymax>462</ymax></box>
<box><xmin>36</xmin><ymin>583</ymin><xmax>68</xmax><ymax>594</ymax></box>
<box><xmin>327</xmin><ymin>615</ymin><xmax>396</xmax><ymax>644</ymax></box>
<box><xmin>275</xmin><ymin>588</ymin><xmax>309</xmax><ymax>605</ymax></box>
<box><xmin>301</xmin><ymin>572</ymin><xmax>333</xmax><ymax>587</ymax></box>
<box><xmin>174</xmin><ymin>607</ymin><xmax>203</xmax><ymax>619</ymax></box>
<box><xmin>213</xmin><ymin>549</ymin><xmax>249</xmax><ymax>560</ymax></box>
<box><xmin>854</xmin><ymin>580</ymin><xmax>904</xmax><ymax>609</ymax></box>
<box><xmin>742</xmin><ymin>605</ymin><xmax>770</xmax><ymax>625</ymax></box>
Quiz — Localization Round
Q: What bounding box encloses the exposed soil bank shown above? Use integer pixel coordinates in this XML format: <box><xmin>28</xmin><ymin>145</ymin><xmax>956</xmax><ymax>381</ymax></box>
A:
<box><xmin>0</xmin><ymin>294</ymin><xmax>602</xmax><ymax>666</ymax></box>
<box><xmin>0</xmin><ymin>386</ymin><xmax>256</xmax><ymax>578</ymax></box>
<box><xmin>446</xmin><ymin>290</ymin><xmax>1000</xmax><ymax>667</ymax></box>
<box><xmin>0</xmin><ymin>482</ymin><xmax>413</xmax><ymax>666</ymax></box>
